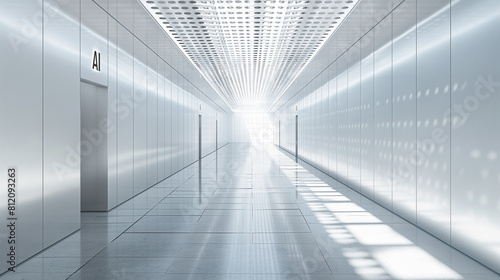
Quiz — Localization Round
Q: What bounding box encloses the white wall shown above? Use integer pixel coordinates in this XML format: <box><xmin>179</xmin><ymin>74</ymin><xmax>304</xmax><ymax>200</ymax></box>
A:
<box><xmin>276</xmin><ymin>0</ymin><xmax>500</xmax><ymax>274</ymax></box>
<box><xmin>0</xmin><ymin>0</ymin><xmax>81</xmax><ymax>270</ymax></box>
<box><xmin>0</xmin><ymin>0</ymin><xmax>230</xmax><ymax>273</ymax></box>
<box><xmin>84</xmin><ymin>0</ymin><xmax>230</xmax><ymax>209</ymax></box>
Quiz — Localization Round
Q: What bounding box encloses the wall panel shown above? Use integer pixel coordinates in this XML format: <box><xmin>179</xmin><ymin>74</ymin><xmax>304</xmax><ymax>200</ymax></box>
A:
<box><xmin>312</xmin><ymin>80</ymin><xmax>320</xmax><ymax>166</ymax></box>
<box><xmin>416</xmin><ymin>0</ymin><xmax>451</xmax><ymax>243</ymax></box>
<box><xmin>348</xmin><ymin>42</ymin><xmax>361</xmax><ymax>191</ymax></box>
<box><xmin>450</xmin><ymin>0</ymin><xmax>500</xmax><ymax>272</ymax></box>
<box><xmin>116</xmin><ymin>24</ymin><xmax>134</xmax><ymax>204</ymax></box>
<box><xmin>328</xmin><ymin>64</ymin><xmax>337</xmax><ymax>178</ymax></box>
<box><xmin>133</xmin><ymin>39</ymin><xmax>148</xmax><ymax>195</ymax></box>
<box><xmin>373</xmin><ymin>0</ymin><xmax>393</xmax><ymax>24</ymax></box>
<box><xmin>336</xmin><ymin>54</ymin><xmax>348</xmax><ymax>184</ymax></box>
<box><xmin>320</xmin><ymin>72</ymin><xmax>329</xmax><ymax>172</ymax></box>
<box><xmin>43</xmin><ymin>0</ymin><xmax>81</xmax><ymax>247</ymax></box>
<box><xmin>297</xmin><ymin>93</ymin><xmax>305</xmax><ymax>159</ymax></box>
<box><xmin>373</xmin><ymin>14</ymin><xmax>393</xmax><ymax>209</ymax></box>
<box><xmin>108</xmin><ymin>13</ymin><xmax>118</xmax><ymax>208</ymax></box>
<box><xmin>157</xmin><ymin>62</ymin><xmax>165</xmax><ymax>180</ymax></box>
<box><xmin>0</xmin><ymin>0</ymin><xmax>43</xmax><ymax>267</ymax></box>
<box><xmin>164</xmin><ymin>65</ymin><xmax>173</xmax><ymax>177</ymax></box>
<box><xmin>182</xmin><ymin>81</ymin><xmax>187</xmax><ymax>167</ymax></box>
<box><xmin>147</xmin><ymin>49</ymin><xmax>158</xmax><ymax>185</ymax></box>
<box><xmin>392</xmin><ymin>0</ymin><xmax>417</xmax><ymax>223</ymax></box>
<box><xmin>274</xmin><ymin>0</ymin><xmax>500</xmax><ymax>275</ymax></box>
<box><xmin>360</xmin><ymin>30</ymin><xmax>374</xmax><ymax>199</ymax></box>
<box><xmin>115</xmin><ymin>0</ymin><xmax>134</xmax><ymax>31</ymax></box>
<box><xmin>0</xmin><ymin>0</ymin><xmax>231</xmax><ymax>273</ymax></box>
<box><xmin>171</xmin><ymin>74</ymin><xmax>180</xmax><ymax>173</ymax></box>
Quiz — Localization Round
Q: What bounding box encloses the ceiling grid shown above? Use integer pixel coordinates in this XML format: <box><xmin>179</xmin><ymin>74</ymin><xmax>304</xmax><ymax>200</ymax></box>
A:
<box><xmin>140</xmin><ymin>0</ymin><xmax>359</xmax><ymax>112</ymax></box>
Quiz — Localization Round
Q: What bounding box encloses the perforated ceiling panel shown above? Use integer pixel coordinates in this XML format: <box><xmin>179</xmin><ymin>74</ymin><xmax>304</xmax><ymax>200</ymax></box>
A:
<box><xmin>140</xmin><ymin>0</ymin><xmax>359</xmax><ymax>111</ymax></box>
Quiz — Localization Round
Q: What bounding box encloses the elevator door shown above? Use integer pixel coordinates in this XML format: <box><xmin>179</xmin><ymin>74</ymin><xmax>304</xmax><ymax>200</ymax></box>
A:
<box><xmin>80</xmin><ymin>81</ymin><xmax>108</xmax><ymax>211</ymax></box>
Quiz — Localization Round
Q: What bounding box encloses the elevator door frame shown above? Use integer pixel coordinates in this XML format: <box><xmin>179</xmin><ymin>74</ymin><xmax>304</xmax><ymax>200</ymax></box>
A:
<box><xmin>199</xmin><ymin>113</ymin><xmax>202</xmax><ymax>159</ymax></box>
<box><xmin>278</xmin><ymin>120</ymin><xmax>281</xmax><ymax>148</ymax></box>
<box><xmin>295</xmin><ymin>114</ymin><xmax>298</xmax><ymax>158</ymax></box>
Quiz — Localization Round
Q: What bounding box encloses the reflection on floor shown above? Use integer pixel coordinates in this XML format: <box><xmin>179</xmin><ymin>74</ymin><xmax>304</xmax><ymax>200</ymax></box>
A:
<box><xmin>2</xmin><ymin>143</ymin><xmax>500</xmax><ymax>280</ymax></box>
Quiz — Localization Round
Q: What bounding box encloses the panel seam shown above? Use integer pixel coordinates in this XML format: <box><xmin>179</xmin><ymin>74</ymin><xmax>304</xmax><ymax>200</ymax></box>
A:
<box><xmin>42</xmin><ymin>0</ymin><xmax>46</xmax><ymax>249</ymax></box>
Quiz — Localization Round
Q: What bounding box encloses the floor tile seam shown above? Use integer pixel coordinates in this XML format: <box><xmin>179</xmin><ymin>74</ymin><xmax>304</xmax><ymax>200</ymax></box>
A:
<box><xmin>105</xmin><ymin>183</ymin><xmax>188</xmax><ymax>251</ymax></box>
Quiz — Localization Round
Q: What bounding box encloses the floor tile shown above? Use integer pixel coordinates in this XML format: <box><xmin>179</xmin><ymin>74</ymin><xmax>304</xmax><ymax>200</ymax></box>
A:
<box><xmin>3</xmin><ymin>144</ymin><xmax>499</xmax><ymax>280</ymax></box>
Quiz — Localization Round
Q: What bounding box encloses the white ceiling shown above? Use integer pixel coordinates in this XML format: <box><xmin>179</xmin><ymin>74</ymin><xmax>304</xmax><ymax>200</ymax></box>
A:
<box><xmin>140</xmin><ymin>0</ymin><xmax>359</xmax><ymax>112</ymax></box>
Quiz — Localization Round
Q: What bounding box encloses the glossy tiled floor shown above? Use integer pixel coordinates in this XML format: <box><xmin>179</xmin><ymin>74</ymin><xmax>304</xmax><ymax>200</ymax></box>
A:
<box><xmin>2</xmin><ymin>143</ymin><xmax>500</xmax><ymax>280</ymax></box>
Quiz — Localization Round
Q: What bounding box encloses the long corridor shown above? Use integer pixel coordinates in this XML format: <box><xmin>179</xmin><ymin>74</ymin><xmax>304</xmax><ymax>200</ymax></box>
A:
<box><xmin>3</xmin><ymin>143</ymin><xmax>500</xmax><ymax>280</ymax></box>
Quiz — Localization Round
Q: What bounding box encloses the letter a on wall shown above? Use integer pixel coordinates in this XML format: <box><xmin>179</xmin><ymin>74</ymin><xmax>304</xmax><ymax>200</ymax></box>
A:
<box><xmin>92</xmin><ymin>50</ymin><xmax>101</xmax><ymax>72</ymax></box>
